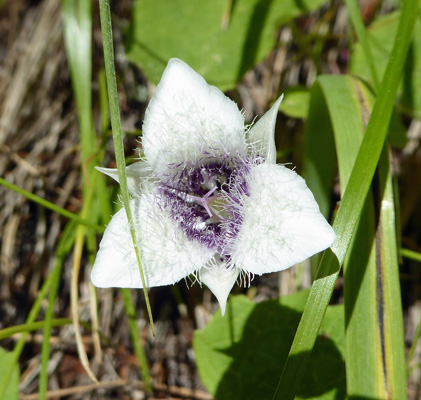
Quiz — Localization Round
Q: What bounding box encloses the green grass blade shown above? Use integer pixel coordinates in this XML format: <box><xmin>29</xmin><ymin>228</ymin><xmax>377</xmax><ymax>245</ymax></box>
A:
<box><xmin>61</xmin><ymin>0</ymin><xmax>94</xmax><ymax>175</ymax></box>
<box><xmin>273</xmin><ymin>0</ymin><xmax>420</xmax><ymax>397</ymax></box>
<box><xmin>0</xmin><ymin>301</ymin><xmax>49</xmax><ymax>396</ymax></box>
<box><xmin>345</xmin><ymin>196</ymin><xmax>384</xmax><ymax>397</ymax></box>
<box><xmin>97</xmin><ymin>67</ymin><xmax>115</xmax><ymax>224</ymax></box>
<box><xmin>353</xmin><ymin>81</ymin><xmax>407</xmax><ymax>397</ymax></box>
<box><xmin>0</xmin><ymin>319</ymin><xmax>71</xmax><ymax>341</ymax></box>
<box><xmin>377</xmin><ymin>149</ymin><xmax>407</xmax><ymax>397</ymax></box>
<box><xmin>61</xmin><ymin>0</ymin><xmax>102</xmax><ymax>384</ymax></box>
<box><xmin>0</xmin><ymin>177</ymin><xmax>103</xmax><ymax>232</ymax></box>
<box><xmin>0</xmin><ymin>225</ymin><xmax>75</xmax><ymax>400</ymax></box>
<box><xmin>305</xmin><ymin>75</ymin><xmax>387</xmax><ymax>397</ymax></box>
<box><xmin>0</xmin><ymin>279</ymin><xmax>53</xmax><ymax>397</ymax></box>
<box><xmin>38</xmin><ymin>220</ymin><xmax>77</xmax><ymax>398</ymax></box>
<box><xmin>345</xmin><ymin>0</ymin><xmax>380</xmax><ymax>90</ymax></box>
<box><xmin>121</xmin><ymin>289</ymin><xmax>152</xmax><ymax>393</ymax></box>
<box><xmin>401</xmin><ymin>248</ymin><xmax>421</xmax><ymax>262</ymax></box>
<box><xmin>98</xmin><ymin>0</ymin><xmax>155</xmax><ymax>334</ymax></box>
<box><xmin>315</xmin><ymin>76</ymin><xmax>404</xmax><ymax>397</ymax></box>
<box><xmin>38</xmin><ymin>256</ymin><xmax>65</xmax><ymax>399</ymax></box>
<box><xmin>317</xmin><ymin>75</ymin><xmax>385</xmax><ymax>397</ymax></box>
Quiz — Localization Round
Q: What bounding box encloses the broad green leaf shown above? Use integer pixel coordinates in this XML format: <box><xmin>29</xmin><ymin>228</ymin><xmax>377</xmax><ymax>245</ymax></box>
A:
<box><xmin>278</xmin><ymin>87</ymin><xmax>311</xmax><ymax>119</ymax></box>
<box><xmin>350</xmin><ymin>11</ymin><xmax>421</xmax><ymax>119</ymax></box>
<box><xmin>302</xmin><ymin>86</ymin><xmax>336</xmax><ymax>218</ymax></box>
<box><xmin>194</xmin><ymin>292</ymin><xmax>346</xmax><ymax>400</ymax></box>
<box><xmin>302</xmin><ymin>82</ymin><xmax>337</xmax><ymax>277</ymax></box>
<box><xmin>0</xmin><ymin>348</ymin><xmax>20</xmax><ymax>400</ymax></box>
<box><xmin>126</xmin><ymin>0</ymin><xmax>327</xmax><ymax>90</ymax></box>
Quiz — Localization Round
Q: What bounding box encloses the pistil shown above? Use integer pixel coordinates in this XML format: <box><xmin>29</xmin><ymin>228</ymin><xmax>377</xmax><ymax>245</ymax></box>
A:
<box><xmin>185</xmin><ymin>186</ymin><xmax>221</xmax><ymax>219</ymax></box>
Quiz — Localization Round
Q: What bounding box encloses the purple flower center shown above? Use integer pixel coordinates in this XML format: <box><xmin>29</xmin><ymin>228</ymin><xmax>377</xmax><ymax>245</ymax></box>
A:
<box><xmin>158</xmin><ymin>156</ymin><xmax>261</xmax><ymax>257</ymax></box>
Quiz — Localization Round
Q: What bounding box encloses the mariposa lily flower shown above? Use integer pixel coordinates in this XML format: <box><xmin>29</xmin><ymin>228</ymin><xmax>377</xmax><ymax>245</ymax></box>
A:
<box><xmin>91</xmin><ymin>58</ymin><xmax>335</xmax><ymax>315</ymax></box>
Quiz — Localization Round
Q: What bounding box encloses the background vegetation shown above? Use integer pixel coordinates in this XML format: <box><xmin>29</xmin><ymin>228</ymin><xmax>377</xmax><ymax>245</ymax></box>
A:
<box><xmin>0</xmin><ymin>0</ymin><xmax>420</xmax><ymax>399</ymax></box>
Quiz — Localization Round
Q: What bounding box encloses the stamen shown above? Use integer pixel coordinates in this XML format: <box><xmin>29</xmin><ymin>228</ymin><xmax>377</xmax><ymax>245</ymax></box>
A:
<box><xmin>186</xmin><ymin>186</ymin><xmax>218</xmax><ymax>218</ymax></box>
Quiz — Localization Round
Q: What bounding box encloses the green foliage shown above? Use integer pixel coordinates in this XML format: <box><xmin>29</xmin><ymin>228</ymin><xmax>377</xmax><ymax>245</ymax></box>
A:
<box><xmin>350</xmin><ymin>11</ymin><xmax>421</xmax><ymax>119</ymax></box>
<box><xmin>275</xmin><ymin>0</ymin><xmax>420</xmax><ymax>393</ymax></box>
<box><xmin>311</xmin><ymin>75</ymin><xmax>404</xmax><ymax>398</ymax></box>
<box><xmin>278</xmin><ymin>87</ymin><xmax>311</xmax><ymax>119</ymax></box>
<box><xmin>3</xmin><ymin>0</ymin><xmax>418</xmax><ymax>396</ymax></box>
<box><xmin>194</xmin><ymin>292</ymin><xmax>346</xmax><ymax>400</ymax></box>
<box><xmin>126</xmin><ymin>0</ymin><xmax>327</xmax><ymax>90</ymax></box>
<box><xmin>304</xmin><ymin>73</ymin><xmax>407</xmax><ymax>399</ymax></box>
<box><xmin>0</xmin><ymin>348</ymin><xmax>19</xmax><ymax>400</ymax></box>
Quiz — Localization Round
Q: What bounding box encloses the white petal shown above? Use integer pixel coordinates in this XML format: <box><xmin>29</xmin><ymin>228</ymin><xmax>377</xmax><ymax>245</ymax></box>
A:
<box><xmin>142</xmin><ymin>58</ymin><xmax>246</xmax><ymax>177</ymax></box>
<box><xmin>231</xmin><ymin>163</ymin><xmax>335</xmax><ymax>275</ymax></box>
<box><xmin>246</xmin><ymin>95</ymin><xmax>283</xmax><ymax>164</ymax></box>
<box><xmin>96</xmin><ymin>162</ymin><xmax>151</xmax><ymax>196</ymax></box>
<box><xmin>200</xmin><ymin>262</ymin><xmax>239</xmax><ymax>316</ymax></box>
<box><xmin>91</xmin><ymin>191</ymin><xmax>214</xmax><ymax>289</ymax></box>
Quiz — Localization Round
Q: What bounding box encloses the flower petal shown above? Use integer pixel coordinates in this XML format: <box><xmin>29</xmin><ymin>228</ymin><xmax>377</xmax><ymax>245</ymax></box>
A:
<box><xmin>231</xmin><ymin>163</ymin><xmax>335</xmax><ymax>275</ymax></box>
<box><xmin>142</xmin><ymin>58</ymin><xmax>246</xmax><ymax>177</ymax></box>
<box><xmin>91</xmin><ymin>191</ymin><xmax>215</xmax><ymax>289</ymax></box>
<box><xmin>96</xmin><ymin>162</ymin><xmax>151</xmax><ymax>197</ymax></box>
<box><xmin>246</xmin><ymin>95</ymin><xmax>283</xmax><ymax>164</ymax></box>
<box><xmin>200</xmin><ymin>262</ymin><xmax>239</xmax><ymax>316</ymax></box>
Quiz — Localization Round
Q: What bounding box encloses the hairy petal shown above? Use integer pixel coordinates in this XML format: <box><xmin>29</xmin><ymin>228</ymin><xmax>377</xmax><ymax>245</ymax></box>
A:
<box><xmin>142</xmin><ymin>58</ymin><xmax>246</xmax><ymax>177</ymax></box>
<box><xmin>96</xmin><ymin>162</ymin><xmax>151</xmax><ymax>196</ymax></box>
<box><xmin>247</xmin><ymin>95</ymin><xmax>284</xmax><ymax>164</ymax></box>
<box><xmin>91</xmin><ymin>192</ymin><xmax>214</xmax><ymax>289</ymax></box>
<box><xmin>231</xmin><ymin>163</ymin><xmax>335</xmax><ymax>275</ymax></box>
<box><xmin>200</xmin><ymin>262</ymin><xmax>239</xmax><ymax>316</ymax></box>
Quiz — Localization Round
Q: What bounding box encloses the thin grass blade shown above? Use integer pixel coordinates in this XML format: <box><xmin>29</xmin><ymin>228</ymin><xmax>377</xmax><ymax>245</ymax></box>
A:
<box><xmin>121</xmin><ymin>289</ymin><xmax>152</xmax><ymax>393</ymax></box>
<box><xmin>0</xmin><ymin>177</ymin><xmax>103</xmax><ymax>232</ymax></box>
<box><xmin>98</xmin><ymin>0</ymin><xmax>155</xmax><ymax>334</ymax></box>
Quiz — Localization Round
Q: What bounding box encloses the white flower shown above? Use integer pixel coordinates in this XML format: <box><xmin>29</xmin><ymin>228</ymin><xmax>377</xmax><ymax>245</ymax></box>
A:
<box><xmin>91</xmin><ymin>58</ymin><xmax>335</xmax><ymax>315</ymax></box>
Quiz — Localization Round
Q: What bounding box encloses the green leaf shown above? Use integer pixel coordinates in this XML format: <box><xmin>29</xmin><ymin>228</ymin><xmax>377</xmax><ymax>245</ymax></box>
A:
<box><xmin>126</xmin><ymin>0</ymin><xmax>327</xmax><ymax>90</ymax></box>
<box><xmin>194</xmin><ymin>292</ymin><xmax>346</xmax><ymax>400</ymax></box>
<box><xmin>274</xmin><ymin>0</ymin><xmax>420</xmax><ymax>394</ymax></box>
<box><xmin>0</xmin><ymin>348</ymin><xmax>20</xmax><ymax>400</ymax></box>
<box><xmin>301</xmin><ymin>74</ymin><xmax>408</xmax><ymax>400</ymax></box>
<box><xmin>61</xmin><ymin>0</ymin><xmax>94</xmax><ymax>169</ymax></box>
<box><xmin>358</xmin><ymin>83</ymin><xmax>407</xmax><ymax>397</ymax></box>
<box><xmin>319</xmin><ymin>75</ymin><xmax>388</xmax><ymax>397</ymax></box>
<box><xmin>303</xmin><ymin>75</ymin><xmax>386</xmax><ymax>397</ymax></box>
<box><xmin>302</xmin><ymin>83</ymin><xmax>337</xmax><ymax>220</ymax></box>
<box><xmin>278</xmin><ymin>87</ymin><xmax>311</xmax><ymax>119</ymax></box>
<box><xmin>350</xmin><ymin>11</ymin><xmax>421</xmax><ymax>119</ymax></box>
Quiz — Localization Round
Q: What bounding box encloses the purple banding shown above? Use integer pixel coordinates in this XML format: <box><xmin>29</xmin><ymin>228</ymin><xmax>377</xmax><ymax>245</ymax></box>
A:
<box><xmin>157</xmin><ymin>154</ymin><xmax>263</xmax><ymax>258</ymax></box>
